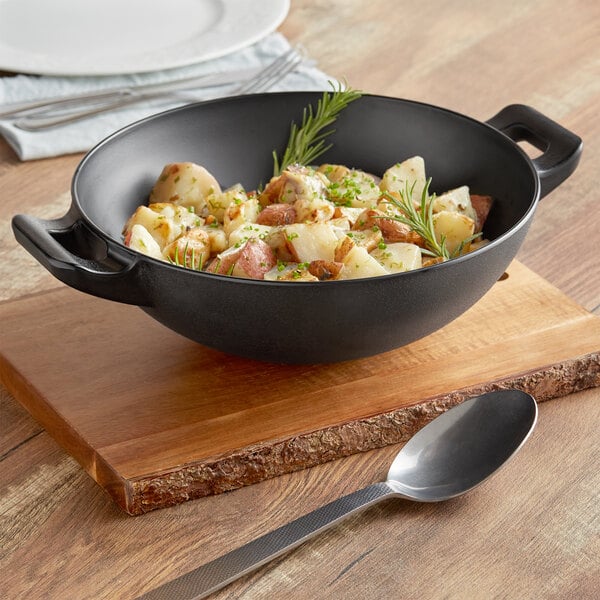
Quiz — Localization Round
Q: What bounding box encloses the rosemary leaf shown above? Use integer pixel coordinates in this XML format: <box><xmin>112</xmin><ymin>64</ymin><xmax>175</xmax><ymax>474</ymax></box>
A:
<box><xmin>272</xmin><ymin>82</ymin><xmax>362</xmax><ymax>177</ymax></box>
<box><xmin>382</xmin><ymin>180</ymin><xmax>450</xmax><ymax>260</ymax></box>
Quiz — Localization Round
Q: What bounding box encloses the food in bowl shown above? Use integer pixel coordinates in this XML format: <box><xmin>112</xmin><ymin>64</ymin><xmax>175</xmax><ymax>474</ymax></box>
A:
<box><xmin>12</xmin><ymin>91</ymin><xmax>582</xmax><ymax>362</ymax></box>
<box><xmin>123</xmin><ymin>156</ymin><xmax>493</xmax><ymax>281</ymax></box>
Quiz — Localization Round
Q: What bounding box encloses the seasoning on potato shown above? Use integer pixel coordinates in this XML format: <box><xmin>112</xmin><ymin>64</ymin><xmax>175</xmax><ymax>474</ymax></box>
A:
<box><xmin>123</xmin><ymin>156</ymin><xmax>492</xmax><ymax>281</ymax></box>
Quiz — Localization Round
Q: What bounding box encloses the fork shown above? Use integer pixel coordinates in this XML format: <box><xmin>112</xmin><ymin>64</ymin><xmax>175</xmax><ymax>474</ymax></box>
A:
<box><xmin>11</xmin><ymin>46</ymin><xmax>305</xmax><ymax>132</ymax></box>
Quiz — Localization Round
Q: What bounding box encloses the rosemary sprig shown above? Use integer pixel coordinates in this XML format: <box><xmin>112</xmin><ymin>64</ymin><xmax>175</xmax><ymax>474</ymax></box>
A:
<box><xmin>382</xmin><ymin>180</ymin><xmax>482</xmax><ymax>260</ymax></box>
<box><xmin>272</xmin><ymin>82</ymin><xmax>362</xmax><ymax>177</ymax></box>
<box><xmin>382</xmin><ymin>179</ymin><xmax>450</xmax><ymax>259</ymax></box>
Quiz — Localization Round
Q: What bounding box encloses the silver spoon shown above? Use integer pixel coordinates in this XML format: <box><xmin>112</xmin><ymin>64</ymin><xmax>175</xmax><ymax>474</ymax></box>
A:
<box><xmin>138</xmin><ymin>389</ymin><xmax>537</xmax><ymax>600</ymax></box>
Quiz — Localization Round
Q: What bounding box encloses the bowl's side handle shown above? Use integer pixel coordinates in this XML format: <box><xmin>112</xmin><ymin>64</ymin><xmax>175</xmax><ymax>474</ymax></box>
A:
<box><xmin>12</xmin><ymin>210</ymin><xmax>152</xmax><ymax>307</ymax></box>
<box><xmin>486</xmin><ymin>104</ymin><xmax>582</xmax><ymax>198</ymax></box>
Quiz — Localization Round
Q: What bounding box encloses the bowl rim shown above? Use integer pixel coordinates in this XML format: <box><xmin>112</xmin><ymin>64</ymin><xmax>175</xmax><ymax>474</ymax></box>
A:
<box><xmin>71</xmin><ymin>91</ymin><xmax>541</xmax><ymax>286</ymax></box>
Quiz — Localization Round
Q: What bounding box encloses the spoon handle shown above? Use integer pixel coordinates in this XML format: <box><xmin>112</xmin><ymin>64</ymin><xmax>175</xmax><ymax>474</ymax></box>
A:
<box><xmin>137</xmin><ymin>482</ymin><xmax>395</xmax><ymax>600</ymax></box>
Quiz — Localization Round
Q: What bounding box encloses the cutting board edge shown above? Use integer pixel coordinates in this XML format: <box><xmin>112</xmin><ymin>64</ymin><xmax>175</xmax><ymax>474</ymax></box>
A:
<box><xmin>0</xmin><ymin>352</ymin><xmax>134</xmax><ymax>511</ymax></box>
<box><xmin>124</xmin><ymin>350</ymin><xmax>600</xmax><ymax>515</ymax></box>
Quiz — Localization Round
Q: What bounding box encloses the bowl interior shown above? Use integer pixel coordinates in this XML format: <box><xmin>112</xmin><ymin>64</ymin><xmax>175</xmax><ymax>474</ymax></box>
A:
<box><xmin>73</xmin><ymin>93</ymin><xmax>537</xmax><ymax>247</ymax></box>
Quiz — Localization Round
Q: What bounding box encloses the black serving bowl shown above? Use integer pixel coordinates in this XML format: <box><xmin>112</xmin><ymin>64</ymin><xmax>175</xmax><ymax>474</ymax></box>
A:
<box><xmin>12</xmin><ymin>94</ymin><xmax>582</xmax><ymax>363</ymax></box>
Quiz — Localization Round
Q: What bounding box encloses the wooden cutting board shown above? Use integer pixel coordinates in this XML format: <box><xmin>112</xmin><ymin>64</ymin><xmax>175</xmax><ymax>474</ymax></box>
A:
<box><xmin>1</xmin><ymin>260</ymin><xmax>599</xmax><ymax>515</ymax></box>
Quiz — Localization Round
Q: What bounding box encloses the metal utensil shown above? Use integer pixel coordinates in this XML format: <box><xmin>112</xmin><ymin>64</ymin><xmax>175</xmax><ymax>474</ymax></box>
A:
<box><xmin>7</xmin><ymin>46</ymin><xmax>305</xmax><ymax>131</ymax></box>
<box><xmin>0</xmin><ymin>69</ymin><xmax>261</xmax><ymax>120</ymax></box>
<box><xmin>137</xmin><ymin>389</ymin><xmax>537</xmax><ymax>600</ymax></box>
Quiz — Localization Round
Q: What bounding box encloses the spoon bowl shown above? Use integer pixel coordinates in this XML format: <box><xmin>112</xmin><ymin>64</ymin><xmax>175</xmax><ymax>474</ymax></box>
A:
<box><xmin>138</xmin><ymin>389</ymin><xmax>538</xmax><ymax>600</ymax></box>
<box><xmin>387</xmin><ymin>389</ymin><xmax>538</xmax><ymax>501</ymax></box>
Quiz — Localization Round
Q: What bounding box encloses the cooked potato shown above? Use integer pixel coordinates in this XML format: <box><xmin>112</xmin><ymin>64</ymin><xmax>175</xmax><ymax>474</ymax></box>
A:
<box><xmin>284</xmin><ymin>223</ymin><xmax>340</xmax><ymax>263</ymax></box>
<box><xmin>162</xmin><ymin>227</ymin><xmax>210</xmax><ymax>270</ymax></box>
<box><xmin>332</xmin><ymin>205</ymin><xmax>367</xmax><ymax>227</ymax></box>
<box><xmin>380</xmin><ymin>156</ymin><xmax>426</xmax><ymax>203</ymax></box>
<box><xmin>338</xmin><ymin>245</ymin><xmax>388</xmax><ymax>279</ymax></box>
<box><xmin>370</xmin><ymin>242</ymin><xmax>422</xmax><ymax>273</ymax></box>
<box><xmin>200</xmin><ymin>225</ymin><xmax>228</xmax><ymax>254</ymax></box>
<box><xmin>317</xmin><ymin>163</ymin><xmax>352</xmax><ymax>182</ymax></box>
<box><xmin>223</xmin><ymin>195</ymin><xmax>260</xmax><ymax>236</ymax></box>
<box><xmin>328</xmin><ymin>216</ymin><xmax>352</xmax><ymax>231</ymax></box>
<box><xmin>125</xmin><ymin>224</ymin><xmax>164</xmax><ymax>260</ymax></box>
<box><xmin>345</xmin><ymin>229</ymin><xmax>383</xmax><ymax>253</ymax></box>
<box><xmin>228</xmin><ymin>223</ymin><xmax>273</xmax><ymax>248</ymax></box>
<box><xmin>325</xmin><ymin>169</ymin><xmax>380</xmax><ymax>208</ymax></box>
<box><xmin>308</xmin><ymin>259</ymin><xmax>344</xmax><ymax>281</ymax></box>
<box><xmin>262</xmin><ymin>227</ymin><xmax>295</xmax><ymax>262</ymax></box>
<box><xmin>294</xmin><ymin>192</ymin><xmax>335</xmax><ymax>223</ymax></box>
<box><xmin>433</xmin><ymin>210</ymin><xmax>475</xmax><ymax>255</ymax></box>
<box><xmin>432</xmin><ymin>186</ymin><xmax>477</xmax><ymax>222</ymax></box>
<box><xmin>124</xmin><ymin>203</ymin><xmax>202</xmax><ymax>249</ymax></box>
<box><xmin>334</xmin><ymin>227</ymin><xmax>384</xmax><ymax>261</ymax></box>
<box><xmin>353</xmin><ymin>208</ymin><xmax>423</xmax><ymax>245</ymax></box>
<box><xmin>470</xmin><ymin>194</ymin><xmax>494</xmax><ymax>232</ymax></box>
<box><xmin>264</xmin><ymin>263</ymin><xmax>319</xmax><ymax>282</ymax></box>
<box><xmin>256</xmin><ymin>203</ymin><xmax>297</xmax><ymax>226</ymax></box>
<box><xmin>207</xmin><ymin>183</ymin><xmax>246</xmax><ymax>222</ymax></box>
<box><xmin>149</xmin><ymin>162</ymin><xmax>221</xmax><ymax>214</ymax></box>
<box><xmin>209</xmin><ymin>238</ymin><xmax>276</xmax><ymax>279</ymax></box>
<box><xmin>259</xmin><ymin>165</ymin><xmax>329</xmax><ymax>206</ymax></box>
<box><xmin>126</xmin><ymin>158</ymin><xmax>490</xmax><ymax>282</ymax></box>
<box><xmin>334</xmin><ymin>234</ymin><xmax>355</xmax><ymax>262</ymax></box>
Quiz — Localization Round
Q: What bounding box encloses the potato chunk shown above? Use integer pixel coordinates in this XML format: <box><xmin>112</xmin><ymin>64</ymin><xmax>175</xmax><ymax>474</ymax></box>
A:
<box><xmin>294</xmin><ymin>192</ymin><xmax>335</xmax><ymax>223</ymax></box>
<box><xmin>149</xmin><ymin>162</ymin><xmax>221</xmax><ymax>214</ymax></box>
<box><xmin>332</xmin><ymin>205</ymin><xmax>367</xmax><ymax>227</ymax></box>
<box><xmin>470</xmin><ymin>194</ymin><xmax>494</xmax><ymax>232</ymax></box>
<box><xmin>264</xmin><ymin>263</ymin><xmax>319</xmax><ymax>282</ymax></box>
<box><xmin>200</xmin><ymin>225</ymin><xmax>228</xmax><ymax>254</ymax></box>
<box><xmin>338</xmin><ymin>245</ymin><xmax>388</xmax><ymax>279</ymax></box>
<box><xmin>256</xmin><ymin>203</ymin><xmax>297</xmax><ymax>226</ymax></box>
<box><xmin>353</xmin><ymin>208</ymin><xmax>423</xmax><ymax>245</ymax></box>
<box><xmin>283</xmin><ymin>223</ymin><xmax>340</xmax><ymax>263</ymax></box>
<box><xmin>433</xmin><ymin>210</ymin><xmax>475</xmax><ymax>255</ymax></box>
<box><xmin>223</xmin><ymin>195</ymin><xmax>260</xmax><ymax>236</ymax></box>
<box><xmin>259</xmin><ymin>165</ymin><xmax>329</xmax><ymax>207</ymax></box>
<box><xmin>317</xmin><ymin>163</ymin><xmax>352</xmax><ymax>182</ymax></box>
<box><xmin>345</xmin><ymin>229</ymin><xmax>383</xmax><ymax>253</ymax></box>
<box><xmin>209</xmin><ymin>238</ymin><xmax>276</xmax><ymax>279</ymax></box>
<box><xmin>325</xmin><ymin>168</ymin><xmax>380</xmax><ymax>208</ymax></box>
<box><xmin>228</xmin><ymin>223</ymin><xmax>272</xmax><ymax>248</ymax></box>
<box><xmin>308</xmin><ymin>259</ymin><xmax>344</xmax><ymax>281</ymax></box>
<box><xmin>124</xmin><ymin>224</ymin><xmax>164</xmax><ymax>261</ymax></box>
<box><xmin>380</xmin><ymin>156</ymin><xmax>426</xmax><ymax>204</ymax></box>
<box><xmin>432</xmin><ymin>186</ymin><xmax>477</xmax><ymax>222</ymax></box>
<box><xmin>207</xmin><ymin>183</ymin><xmax>247</xmax><ymax>222</ymax></box>
<box><xmin>123</xmin><ymin>203</ymin><xmax>203</xmax><ymax>249</ymax></box>
<box><xmin>162</xmin><ymin>227</ymin><xmax>210</xmax><ymax>270</ymax></box>
<box><xmin>370</xmin><ymin>242</ymin><xmax>422</xmax><ymax>273</ymax></box>
<box><xmin>261</xmin><ymin>227</ymin><xmax>295</xmax><ymax>262</ymax></box>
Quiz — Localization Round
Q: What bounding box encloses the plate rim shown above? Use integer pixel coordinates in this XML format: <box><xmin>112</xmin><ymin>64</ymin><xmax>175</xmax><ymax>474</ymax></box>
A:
<box><xmin>0</xmin><ymin>0</ymin><xmax>290</xmax><ymax>76</ymax></box>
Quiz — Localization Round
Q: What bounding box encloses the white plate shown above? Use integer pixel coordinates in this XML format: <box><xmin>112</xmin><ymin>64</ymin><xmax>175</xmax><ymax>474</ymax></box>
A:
<box><xmin>0</xmin><ymin>0</ymin><xmax>290</xmax><ymax>76</ymax></box>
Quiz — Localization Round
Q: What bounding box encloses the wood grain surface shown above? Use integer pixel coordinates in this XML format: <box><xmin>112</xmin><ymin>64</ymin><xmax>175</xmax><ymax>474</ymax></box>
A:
<box><xmin>1</xmin><ymin>261</ymin><xmax>599</xmax><ymax>516</ymax></box>
<box><xmin>1</xmin><ymin>1</ymin><xmax>599</xmax><ymax>598</ymax></box>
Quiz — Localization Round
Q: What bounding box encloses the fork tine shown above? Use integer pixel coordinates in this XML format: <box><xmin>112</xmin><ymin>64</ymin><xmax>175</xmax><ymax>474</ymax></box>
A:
<box><xmin>13</xmin><ymin>46</ymin><xmax>307</xmax><ymax>131</ymax></box>
<box><xmin>234</xmin><ymin>45</ymin><xmax>305</xmax><ymax>94</ymax></box>
<box><xmin>249</xmin><ymin>54</ymin><xmax>303</xmax><ymax>93</ymax></box>
<box><xmin>234</xmin><ymin>48</ymin><xmax>295</xmax><ymax>94</ymax></box>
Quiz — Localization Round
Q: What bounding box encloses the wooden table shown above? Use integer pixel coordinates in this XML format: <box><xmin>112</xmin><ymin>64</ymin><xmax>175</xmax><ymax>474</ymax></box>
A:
<box><xmin>1</xmin><ymin>1</ymin><xmax>598</xmax><ymax>598</ymax></box>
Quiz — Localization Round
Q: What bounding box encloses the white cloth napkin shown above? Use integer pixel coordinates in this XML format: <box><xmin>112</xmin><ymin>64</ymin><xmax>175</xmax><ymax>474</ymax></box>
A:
<box><xmin>0</xmin><ymin>33</ymin><xmax>334</xmax><ymax>161</ymax></box>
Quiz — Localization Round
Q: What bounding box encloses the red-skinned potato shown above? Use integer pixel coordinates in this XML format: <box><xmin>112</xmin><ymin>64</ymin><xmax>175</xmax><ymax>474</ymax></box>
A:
<box><xmin>208</xmin><ymin>238</ymin><xmax>277</xmax><ymax>279</ymax></box>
